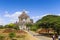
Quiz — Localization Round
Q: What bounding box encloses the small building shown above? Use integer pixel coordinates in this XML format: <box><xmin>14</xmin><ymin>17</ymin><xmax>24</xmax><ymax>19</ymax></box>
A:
<box><xmin>18</xmin><ymin>10</ymin><xmax>33</xmax><ymax>30</ymax></box>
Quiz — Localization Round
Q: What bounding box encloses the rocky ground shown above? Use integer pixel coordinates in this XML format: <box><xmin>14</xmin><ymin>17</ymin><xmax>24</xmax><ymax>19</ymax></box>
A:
<box><xmin>0</xmin><ymin>29</ymin><xmax>58</xmax><ymax>40</ymax></box>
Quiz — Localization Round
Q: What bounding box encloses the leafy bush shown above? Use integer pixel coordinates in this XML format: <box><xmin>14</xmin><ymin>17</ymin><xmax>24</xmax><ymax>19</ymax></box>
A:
<box><xmin>0</xmin><ymin>25</ymin><xmax>4</xmax><ymax>29</ymax></box>
<box><xmin>9</xmin><ymin>32</ymin><xmax>16</xmax><ymax>39</ymax></box>
<box><xmin>0</xmin><ymin>35</ymin><xmax>5</xmax><ymax>40</ymax></box>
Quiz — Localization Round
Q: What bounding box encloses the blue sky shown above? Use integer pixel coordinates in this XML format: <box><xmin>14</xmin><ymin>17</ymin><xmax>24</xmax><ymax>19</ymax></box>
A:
<box><xmin>0</xmin><ymin>0</ymin><xmax>60</xmax><ymax>25</ymax></box>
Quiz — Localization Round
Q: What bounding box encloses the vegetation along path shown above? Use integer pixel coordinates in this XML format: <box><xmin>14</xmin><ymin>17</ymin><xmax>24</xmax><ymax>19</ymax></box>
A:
<box><xmin>28</xmin><ymin>31</ymin><xmax>53</xmax><ymax>40</ymax></box>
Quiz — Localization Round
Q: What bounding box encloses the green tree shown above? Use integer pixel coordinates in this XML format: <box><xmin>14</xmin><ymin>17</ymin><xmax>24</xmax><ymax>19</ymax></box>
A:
<box><xmin>30</xmin><ymin>24</ymin><xmax>38</xmax><ymax>31</ymax></box>
<box><xmin>9</xmin><ymin>32</ymin><xmax>16</xmax><ymax>39</ymax></box>
<box><xmin>0</xmin><ymin>25</ymin><xmax>3</xmax><ymax>29</ymax></box>
<box><xmin>8</xmin><ymin>23</ymin><xmax>15</xmax><ymax>28</ymax></box>
<box><xmin>26</xmin><ymin>23</ymin><xmax>32</xmax><ymax>27</ymax></box>
<box><xmin>26</xmin><ymin>23</ymin><xmax>32</xmax><ymax>30</ymax></box>
<box><xmin>4</xmin><ymin>23</ymin><xmax>19</xmax><ymax>30</ymax></box>
<box><xmin>0</xmin><ymin>35</ymin><xmax>5</xmax><ymax>40</ymax></box>
<box><xmin>36</xmin><ymin>15</ymin><xmax>60</xmax><ymax>35</ymax></box>
<box><xmin>54</xmin><ymin>23</ymin><xmax>60</xmax><ymax>35</ymax></box>
<box><xmin>4</xmin><ymin>25</ymin><xmax>9</xmax><ymax>28</ymax></box>
<box><xmin>4</xmin><ymin>23</ymin><xmax>15</xmax><ymax>28</ymax></box>
<box><xmin>39</xmin><ymin>22</ymin><xmax>51</xmax><ymax>33</ymax></box>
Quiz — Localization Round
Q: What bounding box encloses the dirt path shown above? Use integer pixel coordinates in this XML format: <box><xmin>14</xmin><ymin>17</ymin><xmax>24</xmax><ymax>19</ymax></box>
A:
<box><xmin>28</xmin><ymin>31</ymin><xmax>52</xmax><ymax>40</ymax></box>
<box><xmin>25</xmin><ymin>30</ymin><xmax>40</xmax><ymax>40</ymax></box>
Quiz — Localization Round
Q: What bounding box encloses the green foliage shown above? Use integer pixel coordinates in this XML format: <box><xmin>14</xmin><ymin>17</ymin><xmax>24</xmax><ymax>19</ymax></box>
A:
<box><xmin>36</xmin><ymin>15</ymin><xmax>60</xmax><ymax>35</ymax></box>
<box><xmin>30</xmin><ymin>24</ymin><xmax>38</xmax><ymax>31</ymax></box>
<box><xmin>26</xmin><ymin>23</ymin><xmax>33</xmax><ymax>31</ymax></box>
<box><xmin>0</xmin><ymin>25</ymin><xmax>4</xmax><ymax>29</ymax></box>
<box><xmin>36</xmin><ymin>15</ymin><xmax>60</xmax><ymax>23</ymax></box>
<box><xmin>0</xmin><ymin>35</ymin><xmax>5</xmax><ymax>40</ymax></box>
<box><xmin>13</xmin><ymin>26</ymin><xmax>20</xmax><ymax>30</ymax></box>
<box><xmin>4</xmin><ymin>23</ymin><xmax>19</xmax><ymax>30</ymax></box>
<box><xmin>4</xmin><ymin>23</ymin><xmax>15</xmax><ymax>28</ymax></box>
<box><xmin>9</xmin><ymin>32</ymin><xmax>16</xmax><ymax>39</ymax></box>
<box><xmin>4</xmin><ymin>25</ymin><xmax>9</xmax><ymax>28</ymax></box>
<box><xmin>26</xmin><ymin>23</ymin><xmax>32</xmax><ymax>27</ymax></box>
<box><xmin>8</xmin><ymin>23</ymin><xmax>16</xmax><ymax>28</ymax></box>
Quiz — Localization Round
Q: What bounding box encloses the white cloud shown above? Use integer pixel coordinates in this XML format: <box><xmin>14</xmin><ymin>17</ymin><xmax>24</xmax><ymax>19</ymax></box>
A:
<box><xmin>32</xmin><ymin>16</ymin><xmax>40</xmax><ymax>19</ymax></box>
<box><xmin>0</xmin><ymin>18</ymin><xmax>4</xmax><ymax>25</ymax></box>
<box><xmin>4</xmin><ymin>10</ymin><xmax>29</xmax><ymax>24</ymax></box>
<box><xmin>0</xmin><ymin>17</ymin><xmax>6</xmax><ymax>25</ymax></box>
<box><xmin>32</xmin><ymin>13</ymin><xmax>60</xmax><ymax>23</ymax></box>
<box><xmin>4</xmin><ymin>11</ymin><xmax>22</xmax><ymax>23</ymax></box>
<box><xmin>55</xmin><ymin>14</ymin><xmax>60</xmax><ymax>16</ymax></box>
<box><xmin>32</xmin><ymin>13</ymin><xmax>50</xmax><ymax>19</ymax></box>
<box><xmin>4</xmin><ymin>12</ymin><xmax>22</xmax><ymax>18</ymax></box>
<box><xmin>4</xmin><ymin>10</ymin><xmax>29</xmax><ymax>18</ymax></box>
<box><xmin>24</xmin><ymin>10</ymin><xmax>29</xmax><ymax>13</ymax></box>
<box><xmin>32</xmin><ymin>13</ymin><xmax>50</xmax><ymax>23</ymax></box>
<box><xmin>1</xmin><ymin>10</ymin><xmax>60</xmax><ymax>25</ymax></box>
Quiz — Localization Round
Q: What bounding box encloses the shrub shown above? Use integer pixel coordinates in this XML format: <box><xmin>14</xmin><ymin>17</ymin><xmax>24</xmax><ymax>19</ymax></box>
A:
<box><xmin>0</xmin><ymin>35</ymin><xmax>5</xmax><ymax>40</ymax></box>
<box><xmin>9</xmin><ymin>32</ymin><xmax>16</xmax><ymax>39</ymax></box>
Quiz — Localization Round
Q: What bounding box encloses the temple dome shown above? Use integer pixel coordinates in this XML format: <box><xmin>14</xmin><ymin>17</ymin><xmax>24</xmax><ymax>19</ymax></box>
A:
<box><xmin>18</xmin><ymin>11</ymin><xmax>29</xmax><ymax>19</ymax></box>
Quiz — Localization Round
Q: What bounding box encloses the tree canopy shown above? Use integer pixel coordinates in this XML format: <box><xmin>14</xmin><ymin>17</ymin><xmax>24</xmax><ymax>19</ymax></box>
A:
<box><xmin>36</xmin><ymin>15</ymin><xmax>60</xmax><ymax>35</ymax></box>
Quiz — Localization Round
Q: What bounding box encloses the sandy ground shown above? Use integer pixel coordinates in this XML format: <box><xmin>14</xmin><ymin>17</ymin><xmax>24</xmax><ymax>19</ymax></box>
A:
<box><xmin>0</xmin><ymin>29</ymin><xmax>58</xmax><ymax>40</ymax></box>
<box><xmin>28</xmin><ymin>31</ymin><xmax>58</xmax><ymax>40</ymax></box>
<box><xmin>24</xmin><ymin>30</ymin><xmax>40</xmax><ymax>40</ymax></box>
<box><xmin>0</xmin><ymin>29</ymin><xmax>40</xmax><ymax>40</ymax></box>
